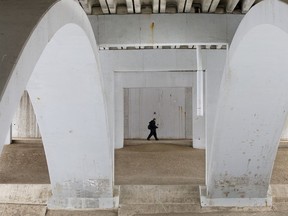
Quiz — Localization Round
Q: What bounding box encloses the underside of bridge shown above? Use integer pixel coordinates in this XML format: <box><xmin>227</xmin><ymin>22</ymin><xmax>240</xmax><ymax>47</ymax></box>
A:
<box><xmin>1</xmin><ymin>0</ymin><xmax>288</xmax><ymax>215</ymax></box>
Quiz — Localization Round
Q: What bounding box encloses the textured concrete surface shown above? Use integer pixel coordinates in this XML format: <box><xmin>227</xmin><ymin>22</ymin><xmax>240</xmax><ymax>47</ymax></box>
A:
<box><xmin>1</xmin><ymin>141</ymin><xmax>288</xmax><ymax>215</ymax></box>
<box><xmin>118</xmin><ymin>184</ymin><xmax>288</xmax><ymax>216</ymax></box>
<box><xmin>0</xmin><ymin>143</ymin><xmax>50</xmax><ymax>184</ymax></box>
<box><xmin>115</xmin><ymin>143</ymin><xmax>205</xmax><ymax>185</ymax></box>
<box><xmin>0</xmin><ymin>204</ymin><xmax>46</xmax><ymax>216</ymax></box>
<box><xmin>120</xmin><ymin>185</ymin><xmax>199</xmax><ymax>204</ymax></box>
<box><xmin>271</xmin><ymin>148</ymin><xmax>288</xmax><ymax>184</ymax></box>
<box><xmin>0</xmin><ymin>184</ymin><xmax>51</xmax><ymax>204</ymax></box>
<box><xmin>0</xmin><ymin>142</ymin><xmax>288</xmax><ymax>185</ymax></box>
<box><xmin>136</xmin><ymin>213</ymin><xmax>288</xmax><ymax>216</ymax></box>
<box><xmin>46</xmin><ymin>209</ymin><xmax>118</xmax><ymax>216</ymax></box>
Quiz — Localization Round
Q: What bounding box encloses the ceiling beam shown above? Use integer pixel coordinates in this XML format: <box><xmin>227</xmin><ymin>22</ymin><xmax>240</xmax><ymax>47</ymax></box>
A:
<box><xmin>79</xmin><ymin>0</ymin><xmax>97</xmax><ymax>14</ymax></box>
<box><xmin>201</xmin><ymin>0</ymin><xmax>213</xmax><ymax>13</ymax></box>
<box><xmin>134</xmin><ymin>0</ymin><xmax>142</xmax><ymax>13</ymax></box>
<box><xmin>241</xmin><ymin>0</ymin><xmax>256</xmax><ymax>13</ymax></box>
<box><xmin>126</xmin><ymin>0</ymin><xmax>134</xmax><ymax>13</ymax></box>
<box><xmin>153</xmin><ymin>0</ymin><xmax>160</xmax><ymax>13</ymax></box>
<box><xmin>160</xmin><ymin>0</ymin><xmax>166</xmax><ymax>13</ymax></box>
<box><xmin>178</xmin><ymin>0</ymin><xmax>187</xmax><ymax>12</ymax></box>
<box><xmin>106</xmin><ymin>0</ymin><xmax>117</xmax><ymax>13</ymax></box>
<box><xmin>98</xmin><ymin>0</ymin><xmax>110</xmax><ymax>13</ymax></box>
<box><xmin>184</xmin><ymin>0</ymin><xmax>193</xmax><ymax>12</ymax></box>
<box><xmin>226</xmin><ymin>0</ymin><xmax>240</xmax><ymax>13</ymax></box>
<box><xmin>209</xmin><ymin>0</ymin><xmax>220</xmax><ymax>12</ymax></box>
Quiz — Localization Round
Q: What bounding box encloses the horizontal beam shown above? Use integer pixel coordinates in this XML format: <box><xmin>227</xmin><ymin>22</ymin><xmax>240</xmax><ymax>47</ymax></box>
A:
<box><xmin>89</xmin><ymin>14</ymin><xmax>244</xmax><ymax>48</ymax></box>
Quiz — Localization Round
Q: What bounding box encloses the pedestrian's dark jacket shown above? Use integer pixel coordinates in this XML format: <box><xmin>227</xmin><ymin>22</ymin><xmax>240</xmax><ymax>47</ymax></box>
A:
<box><xmin>148</xmin><ymin>120</ymin><xmax>158</xmax><ymax>131</ymax></box>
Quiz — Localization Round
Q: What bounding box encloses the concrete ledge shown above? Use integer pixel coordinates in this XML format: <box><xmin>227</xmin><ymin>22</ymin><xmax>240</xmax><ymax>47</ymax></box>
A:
<box><xmin>12</xmin><ymin>138</ymin><xmax>42</xmax><ymax>144</ymax></box>
<box><xmin>0</xmin><ymin>184</ymin><xmax>51</xmax><ymax>204</ymax></box>
<box><xmin>124</xmin><ymin>139</ymin><xmax>192</xmax><ymax>146</ymax></box>
<box><xmin>119</xmin><ymin>185</ymin><xmax>199</xmax><ymax>205</ymax></box>
<box><xmin>119</xmin><ymin>203</ymin><xmax>201</xmax><ymax>216</ymax></box>
<box><xmin>279</xmin><ymin>141</ymin><xmax>288</xmax><ymax>148</ymax></box>
<box><xmin>48</xmin><ymin>196</ymin><xmax>119</xmax><ymax>209</ymax></box>
<box><xmin>0</xmin><ymin>204</ymin><xmax>47</xmax><ymax>216</ymax></box>
<box><xmin>46</xmin><ymin>209</ymin><xmax>118</xmax><ymax>216</ymax></box>
<box><xmin>271</xmin><ymin>184</ymin><xmax>288</xmax><ymax>203</ymax></box>
<box><xmin>199</xmin><ymin>186</ymin><xmax>272</xmax><ymax>207</ymax></box>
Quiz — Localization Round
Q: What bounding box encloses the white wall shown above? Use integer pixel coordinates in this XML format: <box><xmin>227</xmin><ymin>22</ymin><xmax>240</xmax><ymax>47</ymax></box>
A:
<box><xmin>124</xmin><ymin>87</ymin><xmax>191</xmax><ymax>139</ymax></box>
<box><xmin>281</xmin><ymin>121</ymin><xmax>288</xmax><ymax>140</ymax></box>
<box><xmin>90</xmin><ymin>14</ymin><xmax>244</xmax><ymax>48</ymax></box>
<box><xmin>12</xmin><ymin>13</ymin><xmax>242</xmax><ymax>148</ymax></box>
<box><xmin>12</xmin><ymin>91</ymin><xmax>41</xmax><ymax>138</ymax></box>
<box><xmin>13</xmin><ymin>77</ymin><xmax>288</xmax><ymax>141</ymax></box>
<box><xmin>99</xmin><ymin>49</ymin><xmax>227</xmax><ymax>149</ymax></box>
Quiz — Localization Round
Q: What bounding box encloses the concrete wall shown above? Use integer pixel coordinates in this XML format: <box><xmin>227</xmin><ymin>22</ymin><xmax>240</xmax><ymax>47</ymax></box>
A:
<box><xmin>124</xmin><ymin>87</ymin><xmax>192</xmax><ymax>139</ymax></box>
<box><xmin>90</xmin><ymin>13</ymin><xmax>242</xmax><ymax>148</ymax></box>
<box><xmin>13</xmin><ymin>84</ymin><xmax>288</xmax><ymax>141</ymax></box>
<box><xmin>12</xmin><ymin>91</ymin><xmax>41</xmax><ymax>138</ymax></box>
<box><xmin>12</xmin><ymin>13</ymin><xmax>288</xmax><ymax>144</ymax></box>
<box><xmin>89</xmin><ymin>13</ymin><xmax>242</xmax><ymax>149</ymax></box>
<box><xmin>99</xmin><ymin>49</ymin><xmax>227</xmax><ymax>149</ymax></box>
<box><xmin>281</xmin><ymin>120</ymin><xmax>288</xmax><ymax>140</ymax></box>
<box><xmin>11</xmin><ymin>48</ymin><xmax>228</xmax><ymax>148</ymax></box>
<box><xmin>90</xmin><ymin>14</ymin><xmax>244</xmax><ymax>48</ymax></box>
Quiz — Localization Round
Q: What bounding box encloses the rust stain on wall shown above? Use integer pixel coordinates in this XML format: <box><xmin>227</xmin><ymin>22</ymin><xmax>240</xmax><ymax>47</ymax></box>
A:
<box><xmin>150</xmin><ymin>22</ymin><xmax>155</xmax><ymax>30</ymax></box>
<box><xmin>150</xmin><ymin>22</ymin><xmax>155</xmax><ymax>44</ymax></box>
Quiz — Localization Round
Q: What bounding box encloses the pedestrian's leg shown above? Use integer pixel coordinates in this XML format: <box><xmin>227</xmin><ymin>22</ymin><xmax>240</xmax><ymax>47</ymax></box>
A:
<box><xmin>152</xmin><ymin>131</ymin><xmax>158</xmax><ymax>140</ymax></box>
<box><xmin>154</xmin><ymin>131</ymin><xmax>159</xmax><ymax>140</ymax></box>
<box><xmin>147</xmin><ymin>131</ymin><xmax>153</xmax><ymax>140</ymax></box>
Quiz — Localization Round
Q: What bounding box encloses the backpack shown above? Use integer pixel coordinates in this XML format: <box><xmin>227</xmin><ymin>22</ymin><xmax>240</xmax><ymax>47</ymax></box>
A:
<box><xmin>148</xmin><ymin>124</ymin><xmax>151</xmax><ymax>129</ymax></box>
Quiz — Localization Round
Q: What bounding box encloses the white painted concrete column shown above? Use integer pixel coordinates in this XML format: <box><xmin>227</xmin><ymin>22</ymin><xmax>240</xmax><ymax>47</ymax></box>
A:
<box><xmin>114</xmin><ymin>81</ymin><xmax>124</xmax><ymax>149</ymax></box>
<box><xmin>4</xmin><ymin>125</ymin><xmax>11</xmax><ymax>144</ymax></box>
<box><xmin>196</xmin><ymin>45</ymin><xmax>204</xmax><ymax>117</ymax></box>
<box><xmin>0</xmin><ymin>0</ymin><xmax>115</xmax><ymax>209</ymax></box>
<box><xmin>192</xmin><ymin>81</ymin><xmax>205</xmax><ymax>149</ymax></box>
<box><xmin>202</xmin><ymin>0</ymin><xmax>288</xmax><ymax>207</ymax></box>
<box><xmin>27</xmin><ymin>23</ymin><xmax>114</xmax><ymax>209</ymax></box>
<box><xmin>205</xmin><ymin>50</ymin><xmax>226</xmax><ymax>179</ymax></box>
<box><xmin>193</xmin><ymin>46</ymin><xmax>206</xmax><ymax>149</ymax></box>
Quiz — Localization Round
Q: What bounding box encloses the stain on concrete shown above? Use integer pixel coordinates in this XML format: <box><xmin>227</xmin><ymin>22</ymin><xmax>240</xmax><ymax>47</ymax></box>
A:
<box><xmin>150</xmin><ymin>22</ymin><xmax>155</xmax><ymax>43</ymax></box>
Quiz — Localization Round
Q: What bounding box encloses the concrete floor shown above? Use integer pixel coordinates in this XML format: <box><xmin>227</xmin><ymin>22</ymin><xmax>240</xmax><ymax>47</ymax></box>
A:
<box><xmin>115</xmin><ymin>143</ymin><xmax>205</xmax><ymax>185</ymax></box>
<box><xmin>0</xmin><ymin>143</ymin><xmax>49</xmax><ymax>184</ymax></box>
<box><xmin>1</xmin><ymin>141</ymin><xmax>286</xmax><ymax>185</ymax></box>
<box><xmin>1</xmin><ymin>140</ymin><xmax>288</xmax><ymax>215</ymax></box>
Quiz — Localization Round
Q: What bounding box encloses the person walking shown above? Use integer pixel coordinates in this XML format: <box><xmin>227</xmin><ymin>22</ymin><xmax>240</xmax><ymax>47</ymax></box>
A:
<box><xmin>147</xmin><ymin>118</ymin><xmax>159</xmax><ymax>140</ymax></box>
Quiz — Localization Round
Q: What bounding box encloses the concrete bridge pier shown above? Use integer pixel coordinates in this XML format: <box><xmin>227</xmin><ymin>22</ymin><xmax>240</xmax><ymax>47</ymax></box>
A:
<box><xmin>0</xmin><ymin>0</ymin><xmax>115</xmax><ymax>209</ymax></box>
<box><xmin>201</xmin><ymin>0</ymin><xmax>288</xmax><ymax>207</ymax></box>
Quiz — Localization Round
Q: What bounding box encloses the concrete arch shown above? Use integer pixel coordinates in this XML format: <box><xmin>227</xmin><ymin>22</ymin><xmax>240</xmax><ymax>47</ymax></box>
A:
<box><xmin>203</xmin><ymin>0</ymin><xmax>288</xmax><ymax>207</ymax></box>
<box><xmin>0</xmin><ymin>0</ymin><xmax>113</xmax><ymax>209</ymax></box>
